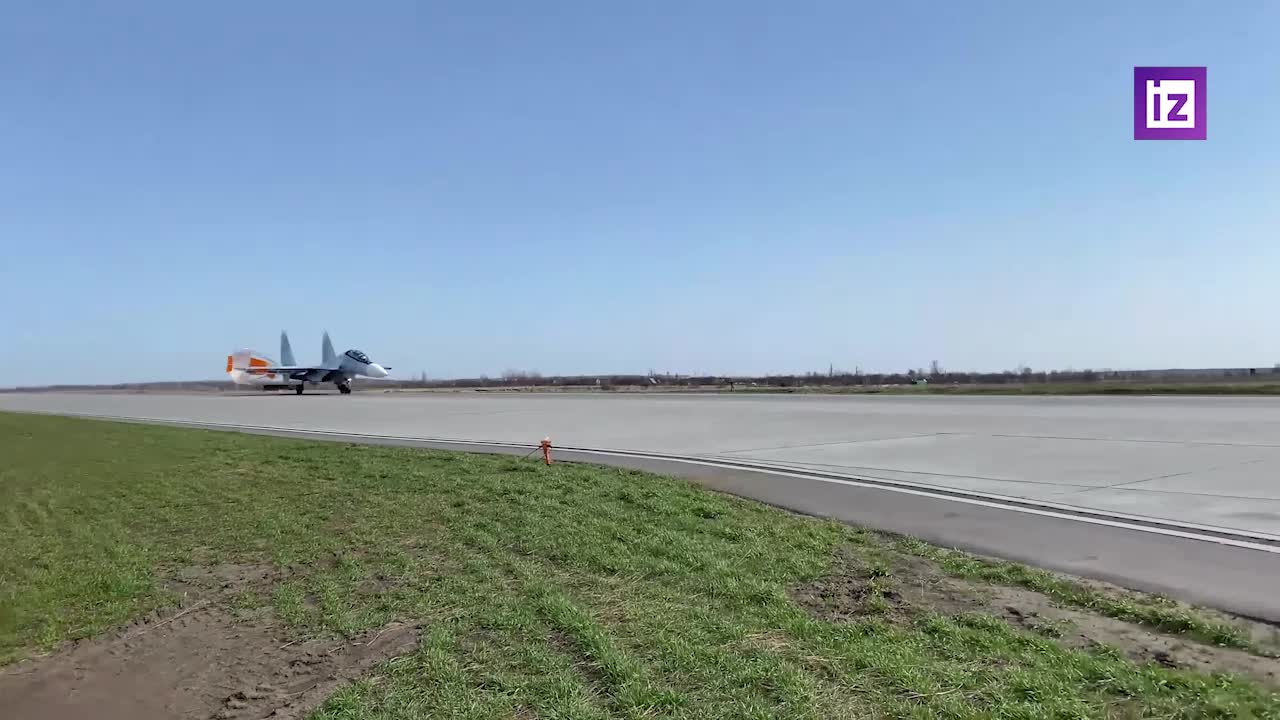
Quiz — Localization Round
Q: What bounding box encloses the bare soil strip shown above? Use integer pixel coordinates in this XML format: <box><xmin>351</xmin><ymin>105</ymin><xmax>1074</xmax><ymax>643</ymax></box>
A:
<box><xmin>792</xmin><ymin>546</ymin><xmax>1280</xmax><ymax>686</ymax></box>
<box><xmin>0</xmin><ymin>564</ymin><xmax>419</xmax><ymax>720</ymax></box>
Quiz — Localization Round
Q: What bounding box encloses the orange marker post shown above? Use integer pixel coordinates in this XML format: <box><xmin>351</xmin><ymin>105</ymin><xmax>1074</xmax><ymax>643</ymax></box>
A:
<box><xmin>540</xmin><ymin>437</ymin><xmax>553</xmax><ymax>465</ymax></box>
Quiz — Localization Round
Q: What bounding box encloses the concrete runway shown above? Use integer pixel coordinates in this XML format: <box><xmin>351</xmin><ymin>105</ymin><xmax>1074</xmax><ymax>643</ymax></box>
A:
<box><xmin>6</xmin><ymin>391</ymin><xmax>1280</xmax><ymax>618</ymax></box>
<box><xmin>4</xmin><ymin>391</ymin><xmax>1280</xmax><ymax>535</ymax></box>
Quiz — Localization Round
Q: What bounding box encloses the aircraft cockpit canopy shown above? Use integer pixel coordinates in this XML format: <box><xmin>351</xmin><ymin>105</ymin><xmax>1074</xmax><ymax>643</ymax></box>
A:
<box><xmin>346</xmin><ymin>350</ymin><xmax>371</xmax><ymax>364</ymax></box>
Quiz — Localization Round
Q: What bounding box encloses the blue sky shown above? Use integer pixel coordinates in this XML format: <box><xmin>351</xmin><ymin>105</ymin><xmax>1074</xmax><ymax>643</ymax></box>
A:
<box><xmin>2</xmin><ymin>2</ymin><xmax>1277</xmax><ymax>385</ymax></box>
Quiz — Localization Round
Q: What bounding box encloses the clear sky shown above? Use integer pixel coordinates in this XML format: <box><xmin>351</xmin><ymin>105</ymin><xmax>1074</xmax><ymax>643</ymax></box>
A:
<box><xmin>2</xmin><ymin>2</ymin><xmax>1277</xmax><ymax>385</ymax></box>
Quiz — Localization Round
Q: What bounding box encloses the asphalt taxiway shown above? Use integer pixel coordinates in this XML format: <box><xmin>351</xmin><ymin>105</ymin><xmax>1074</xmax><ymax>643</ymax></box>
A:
<box><xmin>5</xmin><ymin>391</ymin><xmax>1280</xmax><ymax>618</ymax></box>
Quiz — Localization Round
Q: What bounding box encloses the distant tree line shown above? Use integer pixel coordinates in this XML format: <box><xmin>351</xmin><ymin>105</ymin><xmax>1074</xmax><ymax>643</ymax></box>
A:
<box><xmin>7</xmin><ymin>364</ymin><xmax>1280</xmax><ymax>394</ymax></box>
<box><xmin>361</xmin><ymin>364</ymin><xmax>1280</xmax><ymax>391</ymax></box>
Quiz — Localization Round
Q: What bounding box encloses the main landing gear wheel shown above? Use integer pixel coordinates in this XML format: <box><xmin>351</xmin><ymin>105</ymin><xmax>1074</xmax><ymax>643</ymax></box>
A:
<box><xmin>295</xmin><ymin>384</ymin><xmax>304</xmax><ymax>395</ymax></box>
<box><xmin>338</xmin><ymin>383</ymin><xmax>352</xmax><ymax>395</ymax></box>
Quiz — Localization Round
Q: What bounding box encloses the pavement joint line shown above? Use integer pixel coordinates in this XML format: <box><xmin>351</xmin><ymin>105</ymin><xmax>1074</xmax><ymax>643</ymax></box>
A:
<box><xmin>1055</xmin><ymin>467</ymin><xmax>1209</xmax><ymax>496</ymax></box>
<box><xmin>698</xmin><ymin>453</ymin><xmax>1280</xmax><ymax>541</ymax></box>
<box><xmin>24</xmin><ymin>409</ymin><xmax>1280</xmax><ymax>553</ymax></box>
<box><xmin>709</xmin><ymin>455</ymin><xmax>1087</xmax><ymax>489</ymax></box>
<box><xmin>1047</xmin><ymin>485</ymin><xmax>1280</xmax><ymax>504</ymax></box>
<box><xmin>711</xmin><ymin>454</ymin><xmax>1280</xmax><ymax>505</ymax></box>
<box><xmin>1057</xmin><ymin>458</ymin><xmax>1274</xmax><ymax>496</ymax></box>
<box><xmin>721</xmin><ymin>430</ymin><xmax>952</xmax><ymax>453</ymax></box>
<box><xmin>990</xmin><ymin>432</ymin><xmax>1280</xmax><ymax>449</ymax></box>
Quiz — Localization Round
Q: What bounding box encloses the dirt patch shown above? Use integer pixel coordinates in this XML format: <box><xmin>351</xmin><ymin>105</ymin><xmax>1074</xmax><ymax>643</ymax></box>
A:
<box><xmin>1065</xmin><ymin>574</ymin><xmax>1280</xmax><ymax>654</ymax></box>
<box><xmin>0</xmin><ymin>564</ymin><xmax>420</xmax><ymax>720</ymax></box>
<box><xmin>792</xmin><ymin>551</ymin><xmax>989</xmax><ymax>621</ymax></box>
<box><xmin>169</xmin><ymin>562</ymin><xmax>281</xmax><ymax>600</ymax></box>
<box><xmin>174</xmin><ymin>562</ymin><xmax>280</xmax><ymax>588</ymax></box>
<box><xmin>987</xmin><ymin>587</ymin><xmax>1280</xmax><ymax>684</ymax></box>
<box><xmin>792</xmin><ymin>547</ymin><xmax>1280</xmax><ymax>686</ymax></box>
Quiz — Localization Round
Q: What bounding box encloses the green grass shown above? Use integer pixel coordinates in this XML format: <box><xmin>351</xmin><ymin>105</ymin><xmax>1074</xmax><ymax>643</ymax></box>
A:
<box><xmin>3</xmin><ymin>412</ymin><xmax>1279</xmax><ymax>719</ymax></box>
<box><xmin>886</xmin><ymin>382</ymin><xmax>1280</xmax><ymax>396</ymax></box>
<box><xmin>889</xmin><ymin>537</ymin><xmax>1263</xmax><ymax>653</ymax></box>
<box><xmin>723</xmin><ymin>382</ymin><xmax>1280</xmax><ymax>396</ymax></box>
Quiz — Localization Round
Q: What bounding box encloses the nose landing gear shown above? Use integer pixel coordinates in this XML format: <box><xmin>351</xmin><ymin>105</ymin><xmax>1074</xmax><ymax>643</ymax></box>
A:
<box><xmin>295</xmin><ymin>384</ymin><xmax>304</xmax><ymax>395</ymax></box>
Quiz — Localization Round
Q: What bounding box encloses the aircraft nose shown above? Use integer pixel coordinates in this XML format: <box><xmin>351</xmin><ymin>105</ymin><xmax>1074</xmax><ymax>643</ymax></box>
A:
<box><xmin>368</xmin><ymin>363</ymin><xmax>388</xmax><ymax>378</ymax></box>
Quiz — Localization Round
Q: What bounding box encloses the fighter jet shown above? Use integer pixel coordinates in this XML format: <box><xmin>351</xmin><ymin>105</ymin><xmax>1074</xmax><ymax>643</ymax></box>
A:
<box><xmin>227</xmin><ymin>331</ymin><xmax>390</xmax><ymax>394</ymax></box>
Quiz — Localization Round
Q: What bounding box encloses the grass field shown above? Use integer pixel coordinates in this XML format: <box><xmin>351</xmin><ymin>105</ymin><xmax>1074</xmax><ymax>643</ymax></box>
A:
<box><xmin>877</xmin><ymin>382</ymin><xmax>1280</xmax><ymax>396</ymax></box>
<box><xmin>373</xmin><ymin>381</ymin><xmax>1280</xmax><ymax>397</ymax></box>
<box><xmin>714</xmin><ymin>382</ymin><xmax>1280</xmax><ymax>397</ymax></box>
<box><xmin>3</xmin><ymin>412</ymin><xmax>1280</xmax><ymax>718</ymax></box>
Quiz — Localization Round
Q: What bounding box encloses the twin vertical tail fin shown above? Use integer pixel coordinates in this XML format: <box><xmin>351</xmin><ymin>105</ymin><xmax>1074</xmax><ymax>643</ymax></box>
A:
<box><xmin>280</xmin><ymin>331</ymin><xmax>297</xmax><ymax>366</ymax></box>
<box><xmin>321</xmin><ymin>331</ymin><xmax>337</xmax><ymax>366</ymax></box>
